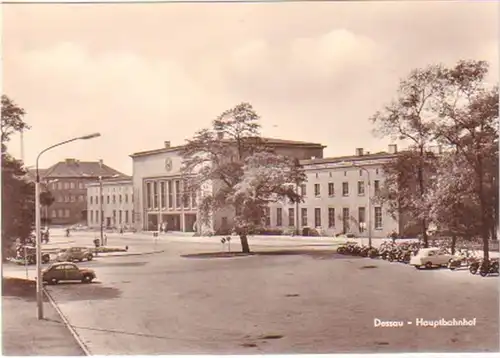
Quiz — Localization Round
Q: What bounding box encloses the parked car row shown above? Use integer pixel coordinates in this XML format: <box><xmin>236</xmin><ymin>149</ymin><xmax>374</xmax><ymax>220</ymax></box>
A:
<box><xmin>336</xmin><ymin>241</ymin><xmax>498</xmax><ymax>277</ymax></box>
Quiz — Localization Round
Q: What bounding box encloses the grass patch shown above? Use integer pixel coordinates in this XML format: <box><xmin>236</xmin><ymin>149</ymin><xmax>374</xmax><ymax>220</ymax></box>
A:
<box><xmin>93</xmin><ymin>247</ymin><xmax>128</xmax><ymax>254</ymax></box>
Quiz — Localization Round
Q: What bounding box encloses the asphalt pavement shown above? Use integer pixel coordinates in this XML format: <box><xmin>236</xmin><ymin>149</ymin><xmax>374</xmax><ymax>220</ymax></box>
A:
<box><xmin>27</xmin><ymin>238</ymin><xmax>499</xmax><ymax>355</ymax></box>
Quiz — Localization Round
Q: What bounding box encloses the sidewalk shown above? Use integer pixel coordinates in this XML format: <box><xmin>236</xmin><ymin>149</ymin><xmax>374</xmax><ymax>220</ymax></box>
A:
<box><xmin>2</xmin><ymin>278</ymin><xmax>84</xmax><ymax>356</ymax></box>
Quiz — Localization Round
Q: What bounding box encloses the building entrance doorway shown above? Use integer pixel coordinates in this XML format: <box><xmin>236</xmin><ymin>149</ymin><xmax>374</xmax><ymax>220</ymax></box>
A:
<box><xmin>165</xmin><ymin>214</ymin><xmax>181</xmax><ymax>231</ymax></box>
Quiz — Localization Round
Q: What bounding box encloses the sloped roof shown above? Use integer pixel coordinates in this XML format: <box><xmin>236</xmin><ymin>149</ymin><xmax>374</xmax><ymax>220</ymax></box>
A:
<box><xmin>25</xmin><ymin>168</ymin><xmax>48</xmax><ymax>181</ymax></box>
<box><xmin>42</xmin><ymin>160</ymin><xmax>126</xmax><ymax>179</ymax></box>
<box><xmin>130</xmin><ymin>137</ymin><xmax>326</xmax><ymax>158</ymax></box>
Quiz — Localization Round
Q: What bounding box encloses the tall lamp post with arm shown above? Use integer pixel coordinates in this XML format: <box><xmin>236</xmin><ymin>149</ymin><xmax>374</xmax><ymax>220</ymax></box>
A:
<box><xmin>35</xmin><ymin>132</ymin><xmax>100</xmax><ymax>320</ymax></box>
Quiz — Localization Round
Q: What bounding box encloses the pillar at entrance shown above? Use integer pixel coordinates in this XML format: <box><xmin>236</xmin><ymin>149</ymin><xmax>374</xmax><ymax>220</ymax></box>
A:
<box><xmin>181</xmin><ymin>213</ymin><xmax>186</xmax><ymax>232</ymax></box>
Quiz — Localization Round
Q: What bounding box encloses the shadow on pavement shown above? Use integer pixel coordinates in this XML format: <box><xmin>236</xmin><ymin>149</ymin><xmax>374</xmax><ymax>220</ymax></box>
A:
<box><xmin>2</xmin><ymin>277</ymin><xmax>38</xmax><ymax>302</ymax></box>
<box><xmin>181</xmin><ymin>250</ymin><xmax>364</xmax><ymax>260</ymax></box>
<box><xmin>47</xmin><ymin>284</ymin><xmax>122</xmax><ymax>301</ymax></box>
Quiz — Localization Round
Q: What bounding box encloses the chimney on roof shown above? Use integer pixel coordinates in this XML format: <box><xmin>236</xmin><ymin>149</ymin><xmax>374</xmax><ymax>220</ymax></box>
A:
<box><xmin>65</xmin><ymin>158</ymin><xmax>76</xmax><ymax>164</ymax></box>
<box><xmin>388</xmin><ymin>144</ymin><xmax>398</xmax><ymax>154</ymax></box>
<box><xmin>164</xmin><ymin>141</ymin><xmax>171</xmax><ymax>148</ymax></box>
<box><xmin>99</xmin><ymin>159</ymin><xmax>103</xmax><ymax>168</ymax></box>
<box><xmin>355</xmin><ymin>148</ymin><xmax>364</xmax><ymax>156</ymax></box>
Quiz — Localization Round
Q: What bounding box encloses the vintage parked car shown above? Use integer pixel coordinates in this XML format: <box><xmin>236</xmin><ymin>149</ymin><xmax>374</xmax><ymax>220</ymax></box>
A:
<box><xmin>15</xmin><ymin>245</ymin><xmax>51</xmax><ymax>264</ymax></box>
<box><xmin>56</xmin><ymin>247</ymin><xmax>94</xmax><ymax>262</ymax></box>
<box><xmin>410</xmin><ymin>247</ymin><xmax>454</xmax><ymax>269</ymax></box>
<box><xmin>42</xmin><ymin>262</ymin><xmax>96</xmax><ymax>284</ymax></box>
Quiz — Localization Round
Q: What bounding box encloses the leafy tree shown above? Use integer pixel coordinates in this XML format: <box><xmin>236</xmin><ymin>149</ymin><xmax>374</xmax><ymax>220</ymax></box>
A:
<box><xmin>1</xmin><ymin>95</ymin><xmax>34</xmax><ymax>258</ymax></box>
<box><xmin>181</xmin><ymin>102</ymin><xmax>306</xmax><ymax>253</ymax></box>
<box><xmin>430</xmin><ymin>60</ymin><xmax>499</xmax><ymax>260</ymax></box>
<box><xmin>424</xmin><ymin>152</ymin><xmax>483</xmax><ymax>254</ymax></box>
<box><xmin>374</xmin><ymin>150</ymin><xmax>438</xmax><ymax>240</ymax></box>
<box><xmin>370</xmin><ymin>64</ymin><xmax>445</xmax><ymax>247</ymax></box>
<box><xmin>1</xmin><ymin>95</ymin><xmax>29</xmax><ymax>153</ymax></box>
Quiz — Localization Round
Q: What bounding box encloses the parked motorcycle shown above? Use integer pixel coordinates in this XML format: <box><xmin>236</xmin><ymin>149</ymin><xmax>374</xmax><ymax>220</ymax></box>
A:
<box><xmin>479</xmin><ymin>258</ymin><xmax>499</xmax><ymax>277</ymax></box>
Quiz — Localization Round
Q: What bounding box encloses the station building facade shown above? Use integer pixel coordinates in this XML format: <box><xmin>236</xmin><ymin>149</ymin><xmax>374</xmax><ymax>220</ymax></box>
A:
<box><xmin>130</xmin><ymin>138</ymin><xmax>326</xmax><ymax>233</ymax></box>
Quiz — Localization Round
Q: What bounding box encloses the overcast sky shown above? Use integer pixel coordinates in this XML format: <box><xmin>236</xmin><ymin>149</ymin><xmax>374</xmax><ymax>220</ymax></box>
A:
<box><xmin>3</xmin><ymin>1</ymin><xmax>498</xmax><ymax>174</ymax></box>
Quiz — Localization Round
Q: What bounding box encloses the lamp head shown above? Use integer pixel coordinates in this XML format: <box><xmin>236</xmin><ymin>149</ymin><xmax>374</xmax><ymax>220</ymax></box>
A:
<box><xmin>79</xmin><ymin>133</ymin><xmax>101</xmax><ymax>140</ymax></box>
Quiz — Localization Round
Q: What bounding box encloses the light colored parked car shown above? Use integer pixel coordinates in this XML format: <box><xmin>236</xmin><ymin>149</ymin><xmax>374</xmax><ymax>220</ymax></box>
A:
<box><xmin>410</xmin><ymin>247</ymin><xmax>454</xmax><ymax>269</ymax></box>
<box><xmin>42</xmin><ymin>262</ymin><xmax>96</xmax><ymax>284</ymax></box>
<box><xmin>56</xmin><ymin>247</ymin><xmax>93</xmax><ymax>262</ymax></box>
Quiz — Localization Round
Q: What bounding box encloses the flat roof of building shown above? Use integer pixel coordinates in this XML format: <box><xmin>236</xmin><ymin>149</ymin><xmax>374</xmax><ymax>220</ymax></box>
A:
<box><xmin>130</xmin><ymin>137</ymin><xmax>326</xmax><ymax>158</ymax></box>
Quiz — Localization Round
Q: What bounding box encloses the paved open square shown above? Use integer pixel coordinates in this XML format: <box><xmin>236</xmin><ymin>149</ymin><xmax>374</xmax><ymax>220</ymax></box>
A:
<box><xmin>14</xmin><ymin>235</ymin><xmax>497</xmax><ymax>355</ymax></box>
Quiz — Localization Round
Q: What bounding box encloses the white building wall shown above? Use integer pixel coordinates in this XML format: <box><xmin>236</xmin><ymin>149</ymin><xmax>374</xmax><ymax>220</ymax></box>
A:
<box><xmin>86</xmin><ymin>181</ymin><xmax>134</xmax><ymax>229</ymax></box>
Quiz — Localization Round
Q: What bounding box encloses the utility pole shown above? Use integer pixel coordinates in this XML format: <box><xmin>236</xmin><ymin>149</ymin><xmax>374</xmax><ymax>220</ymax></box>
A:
<box><xmin>99</xmin><ymin>176</ymin><xmax>104</xmax><ymax>246</ymax></box>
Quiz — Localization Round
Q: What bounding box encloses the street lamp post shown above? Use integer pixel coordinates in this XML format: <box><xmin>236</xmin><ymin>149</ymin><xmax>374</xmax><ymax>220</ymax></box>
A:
<box><xmin>99</xmin><ymin>175</ymin><xmax>104</xmax><ymax>246</ymax></box>
<box><xmin>35</xmin><ymin>132</ymin><xmax>100</xmax><ymax>319</ymax></box>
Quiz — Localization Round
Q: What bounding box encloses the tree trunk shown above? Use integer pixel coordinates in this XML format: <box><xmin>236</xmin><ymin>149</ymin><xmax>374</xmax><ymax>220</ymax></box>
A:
<box><xmin>239</xmin><ymin>234</ymin><xmax>251</xmax><ymax>253</ymax></box>
<box><xmin>450</xmin><ymin>234</ymin><xmax>457</xmax><ymax>255</ymax></box>
<box><xmin>417</xmin><ymin>150</ymin><xmax>428</xmax><ymax>248</ymax></box>
<box><xmin>477</xmin><ymin>156</ymin><xmax>489</xmax><ymax>262</ymax></box>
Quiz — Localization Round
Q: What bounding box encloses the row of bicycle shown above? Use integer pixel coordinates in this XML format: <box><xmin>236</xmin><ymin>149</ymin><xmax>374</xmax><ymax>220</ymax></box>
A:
<box><xmin>336</xmin><ymin>241</ymin><xmax>499</xmax><ymax>277</ymax></box>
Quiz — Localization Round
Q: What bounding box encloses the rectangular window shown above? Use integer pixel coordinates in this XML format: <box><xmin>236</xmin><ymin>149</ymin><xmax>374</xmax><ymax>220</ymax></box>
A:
<box><xmin>342</xmin><ymin>182</ymin><xmax>349</xmax><ymax>196</ymax></box>
<box><xmin>183</xmin><ymin>183</ymin><xmax>190</xmax><ymax>209</ymax></box>
<box><xmin>342</xmin><ymin>208</ymin><xmax>350</xmax><ymax>232</ymax></box>
<box><xmin>64</xmin><ymin>182</ymin><xmax>69</xmax><ymax>189</ymax></box>
<box><xmin>191</xmin><ymin>192</ymin><xmax>197</xmax><ymax>208</ymax></box>
<box><xmin>57</xmin><ymin>182</ymin><xmax>63</xmax><ymax>190</ymax></box>
<box><xmin>79</xmin><ymin>182</ymin><xmax>85</xmax><ymax>189</ymax></box>
<box><xmin>58</xmin><ymin>209</ymin><xmax>64</xmax><ymax>217</ymax></box>
<box><xmin>113</xmin><ymin>210</ymin><xmax>116</xmax><ymax>224</ymax></box>
<box><xmin>160</xmin><ymin>182</ymin><xmax>166</xmax><ymax>208</ymax></box>
<box><xmin>300</xmin><ymin>184</ymin><xmax>307</xmax><ymax>196</ymax></box>
<box><xmin>119</xmin><ymin>194</ymin><xmax>122</xmax><ymax>204</ymax></box>
<box><xmin>119</xmin><ymin>210</ymin><xmax>122</xmax><ymax>224</ymax></box>
<box><xmin>328</xmin><ymin>182</ymin><xmax>334</xmax><ymax>197</ymax></box>
<box><xmin>51</xmin><ymin>210</ymin><xmax>57</xmax><ymax>218</ymax></box>
<box><xmin>70</xmin><ymin>195</ymin><xmax>75</xmax><ymax>202</ymax></box>
<box><xmin>90</xmin><ymin>196</ymin><xmax>93</xmax><ymax>205</ymax></box>
<box><xmin>96</xmin><ymin>210</ymin><xmax>99</xmax><ymax>223</ymax></box>
<box><xmin>90</xmin><ymin>211</ymin><xmax>94</xmax><ymax>223</ymax></box>
<box><xmin>175</xmin><ymin>180</ymin><xmax>181</xmax><ymax>208</ymax></box>
<box><xmin>125</xmin><ymin>210</ymin><xmax>129</xmax><ymax>224</ymax></box>
<box><xmin>375</xmin><ymin>207</ymin><xmax>383</xmax><ymax>229</ymax></box>
<box><xmin>79</xmin><ymin>195</ymin><xmax>84</xmax><ymax>202</ymax></box>
<box><xmin>301</xmin><ymin>208</ymin><xmax>308</xmax><ymax>227</ymax></box>
<box><xmin>288</xmin><ymin>208</ymin><xmax>295</xmax><ymax>227</ymax></box>
<box><xmin>358</xmin><ymin>181</ymin><xmax>365</xmax><ymax>195</ymax></box>
<box><xmin>328</xmin><ymin>208</ymin><xmax>335</xmax><ymax>228</ymax></box>
<box><xmin>264</xmin><ymin>207</ymin><xmax>271</xmax><ymax>226</ymax></box>
<box><xmin>146</xmin><ymin>182</ymin><xmax>152</xmax><ymax>209</ymax></box>
<box><xmin>314</xmin><ymin>208</ymin><xmax>321</xmax><ymax>227</ymax></box>
<box><xmin>125</xmin><ymin>194</ymin><xmax>128</xmax><ymax>203</ymax></box>
<box><xmin>358</xmin><ymin>207</ymin><xmax>366</xmax><ymax>233</ymax></box>
<box><xmin>65</xmin><ymin>195</ymin><xmax>70</xmax><ymax>202</ymax></box>
<box><xmin>314</xmin><ymin>184</ymin><xmax>320</xmax><ymax>197</ymax></box>
<box><xmin>70</xmin><ymin>182</ymin><xmax>75</xmax><ymax>189</ymax></box>
<box><xmin>153</xmin><ymin>182</ymin><xmax>158</xmax><ymax>208</ymax></box>
<box><xmin>276</xmin><ymin>208</ymin><xmax>283</xmax><ymax>226</ymax></box>
<box><xmin>132</xmin><ymin>210</ymin><xmax>135</xmax><ymax>223</ymax></box>
<box><xmin>167</xmin><ymin>181</ymin><xmax>173</xmax><ymax>209</ymax></box>
<box><xmin>64</xmin><ymin>209</ymin><xmax>70</xmax><ymax>218</ymax></box>
<box><xmin>374</xmin><ymin>180</ymin><xmax>380</xmax><ymax>195</ymax></box>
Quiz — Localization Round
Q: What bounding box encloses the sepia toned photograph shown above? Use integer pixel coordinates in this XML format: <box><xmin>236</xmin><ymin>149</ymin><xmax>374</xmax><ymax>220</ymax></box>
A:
<box><xmin>1</xmin><ymin>0</ymin><xmax>499</xmax><ymax>356</ymax></box>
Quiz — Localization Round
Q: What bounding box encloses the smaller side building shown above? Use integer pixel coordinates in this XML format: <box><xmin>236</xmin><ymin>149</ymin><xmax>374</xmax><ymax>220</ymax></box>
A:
<box><xmin>86</xmin><ymin>176</ymin><xmax>134</xmax><ymax>230</ymax></box>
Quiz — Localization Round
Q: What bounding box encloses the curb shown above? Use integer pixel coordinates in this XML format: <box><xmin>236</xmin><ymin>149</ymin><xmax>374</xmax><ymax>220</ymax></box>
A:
<box><xmin>98</xmin><ymin>249</ymin><xmax>165</xmax><ymax>258</ymax></box>
<box><xmin>43</xmin><ymin>287</ymin><xmax>92</xmax><ymax>356</ymax></box>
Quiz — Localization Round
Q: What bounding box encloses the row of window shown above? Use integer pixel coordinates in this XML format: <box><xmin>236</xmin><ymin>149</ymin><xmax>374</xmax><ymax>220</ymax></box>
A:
<box><xmin>312</xmin><ymin>168</ymin><xmax>380</xmax><ymax>178</ymax></box>
<box><xmin>49</xmin><ymin>182</ymin><xmax>86</xmax><ymax>190</ymax></box>
<box><xmin>145</xmin><ymin>180</ymin><xmax>197</xmax><ymax>210</ymax></box>
<box><xmin>51</xmin><ymin>209</ymin><xmax>71</xmax><ymax>218</ymax></box>
<box><xmin>89</xmin><ymin>210</ymin><xmax>135</xmax><ymax>224</ymax></box>
<box><xmin>300</xmin><ymin>180</ymin><xmax>381</xmax><ymax>197</ymax></box>
<box><xmin>267</xmin><ymin>207</ymin><xmax>383</xmax><ymax>230</ymax></box>
<box><xmin>56</xmin><ymin>195</ymin><xmax>85</xmax><ymax>203</ymax></box>
<box><xmin>90</xmin><ymin>193</ymin><xmax>133</xmax><ymax>205</ymax></box>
